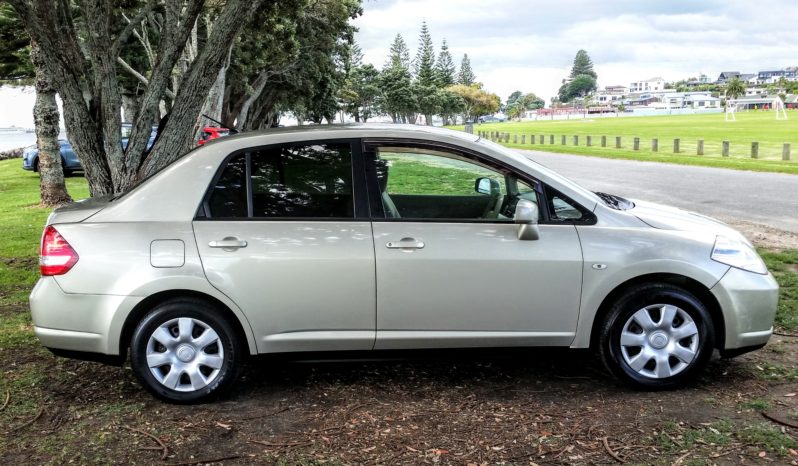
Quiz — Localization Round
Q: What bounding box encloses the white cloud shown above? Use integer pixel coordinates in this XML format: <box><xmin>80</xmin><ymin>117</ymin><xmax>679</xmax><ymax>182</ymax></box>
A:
<box><xmin>354</xmin><ymin>0</ymin><xmax>798</xmax><ymax>102</ymax></box>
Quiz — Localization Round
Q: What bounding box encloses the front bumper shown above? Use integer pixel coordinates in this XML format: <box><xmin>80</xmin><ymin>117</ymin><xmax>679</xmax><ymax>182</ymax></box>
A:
<box><xmin>711</xmin><ymin>267</ymin><xmax>779</xmax><ymax>352</ymax></box>
<box><xmin>30</xmin><ymin>277</ymin><xmax>140</xmax><ymax>356</ymax></box>
<box><xmin>22</xmin><ymin>157</ymin><xmax>34</xmax><ymax>171</ymax></box>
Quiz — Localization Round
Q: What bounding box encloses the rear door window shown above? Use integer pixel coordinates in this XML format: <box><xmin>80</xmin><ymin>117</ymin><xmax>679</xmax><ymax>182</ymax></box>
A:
<box><xmin>250</xmin><ymin>143</ymin><xmax>353</xmax><ymax>218</ymax></box>
<box><xmin>205</xmin><ymin>142</ymin><xmax>354</xmax><ymax>219</ymax></box>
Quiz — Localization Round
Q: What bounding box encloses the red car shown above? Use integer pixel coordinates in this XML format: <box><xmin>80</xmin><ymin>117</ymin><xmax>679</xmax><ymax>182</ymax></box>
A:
<box><xmin>198</xmin><ymin>127</ymin><xmax>231</xmax><ymax>145</ymax></box>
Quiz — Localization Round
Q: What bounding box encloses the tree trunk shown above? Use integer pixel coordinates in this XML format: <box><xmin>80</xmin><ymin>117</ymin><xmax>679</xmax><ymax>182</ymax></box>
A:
<box><xmin>121</xmin><ymin>93</ymin><xmax>140</xmax><ymax>123</ymax></box>
<box><xmin>234</xmin><ymin>70</ymin><xmax>270</xmax><ymax>132</ymax></box>
<box><xmin>138</xmin><ymin>0</ymin><xmax>265</xmax><ymax>182</ymax></box>
<box><xmin>31</xmin><ymin>42</ymin><xmax>71</xmax><ymax>207</ymax></box>
<box><xmin>425</xmin><ymin>113</ymin><xmax>433</xmax><ymax>126</ymax></box>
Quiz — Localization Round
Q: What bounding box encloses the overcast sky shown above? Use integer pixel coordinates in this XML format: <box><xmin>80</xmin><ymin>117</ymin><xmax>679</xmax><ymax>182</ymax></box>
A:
<box><xmin>353</xmin><ymin>0</ymin><xmax>798</xmax><ymax>102</ymax></box>
<box><xmin>2</xmin><ymin>1</ymin><xmax>797</xmax><ymax>128</ymax></box>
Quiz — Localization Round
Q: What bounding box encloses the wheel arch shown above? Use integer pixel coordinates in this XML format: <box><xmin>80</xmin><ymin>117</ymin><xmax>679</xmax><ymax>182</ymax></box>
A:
<box><xmin>588</xmin><ymin>273</ymin><xmax>725</xmax><ymax>351</ymax></box>
<box><xmin>119</xmin><ymin>289</ymin><xmax>254</xmax><ymax>358</ymax></box>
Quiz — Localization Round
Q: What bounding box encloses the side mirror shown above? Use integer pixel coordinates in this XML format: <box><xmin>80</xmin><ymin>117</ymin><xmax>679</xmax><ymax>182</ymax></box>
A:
<box><xmin>475</xmin><ymin>177</ymin><xmax>499</xmax><ymax>195</ymax></box>
<box><xmin>514</xmin><ymin>199</ymin><xmax>540</xmax><ymax>241</ymax></box>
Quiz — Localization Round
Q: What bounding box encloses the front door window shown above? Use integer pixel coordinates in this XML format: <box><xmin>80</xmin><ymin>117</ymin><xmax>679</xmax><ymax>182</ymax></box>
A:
<box><xmin>372</xmin><ymin>147</ymin><xmax>539</xmax><ymax>221</ymax></box>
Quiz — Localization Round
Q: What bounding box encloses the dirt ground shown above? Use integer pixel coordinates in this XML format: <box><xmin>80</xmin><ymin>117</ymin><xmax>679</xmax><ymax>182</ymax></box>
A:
<box><xmin>2</xmin><ymin>222</ymin><xmax>798</xmax><ymax>465</ymax></box>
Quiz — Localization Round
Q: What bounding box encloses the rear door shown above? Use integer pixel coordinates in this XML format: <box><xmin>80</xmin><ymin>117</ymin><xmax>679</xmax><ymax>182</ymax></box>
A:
<box><xmin>193</xmin><ymin>140</ymin><xmax>376</xmax><ymax>353</ymax></box>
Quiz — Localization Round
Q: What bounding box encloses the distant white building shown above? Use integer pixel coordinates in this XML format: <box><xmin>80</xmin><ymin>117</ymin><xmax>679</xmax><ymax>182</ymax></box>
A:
<box><xmin>592</xmin><ymin>85</ymin><xmax>628</xmax><ymax>105</ymax></box>
<box><xmin>758</xmin><ymin>70</ymin><xmax>798</xmax><ymax>84</ymax></box>
<box><xmin>650</xmin><ymin>91</ymin><xmax>720</xmax><ymax>109</ymax></box>
<box><xmin>603</xmin><ymin>85</ymin><xmax>628</xmax><ymax>95</ymax></box>
<box><xmin>629</xmin><ymin>77</ymin><xmax>666</xmax><ymax>93</ymax></box>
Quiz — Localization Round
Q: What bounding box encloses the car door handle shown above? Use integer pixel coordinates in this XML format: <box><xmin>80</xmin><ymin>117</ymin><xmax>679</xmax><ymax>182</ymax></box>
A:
<box><xmin>209</xmin><ymin>237</ymin><xmax>248</xmax><ymax>249</ymax></box>
<box><xmin>386</xmin><ymin>238</ymin><xmax>425</xmax><ymax>249</ymax></box>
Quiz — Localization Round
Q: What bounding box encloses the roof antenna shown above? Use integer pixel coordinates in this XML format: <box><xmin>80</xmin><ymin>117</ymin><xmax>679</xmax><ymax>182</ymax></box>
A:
<box><xmin>202</xmin><ymin>114</ymin><xmax>239</xmax><ymax>134</ymax></box>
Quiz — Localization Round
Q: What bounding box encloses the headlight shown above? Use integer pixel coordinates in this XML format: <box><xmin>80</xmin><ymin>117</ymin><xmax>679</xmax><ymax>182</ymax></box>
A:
<box><xmin>711</xmin><ymin>235</ymin><xmax>768</xmax><ymax>274</ymax></box>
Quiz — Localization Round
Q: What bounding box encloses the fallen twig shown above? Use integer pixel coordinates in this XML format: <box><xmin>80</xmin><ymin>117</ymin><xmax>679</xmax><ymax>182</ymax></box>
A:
<box><xmin>762</xmin><ymin>411</ymin><xmax>798</xmax><ymax>429</ymax></box>
<box><xmin>343</xmin><ymin>402</ymin><xmax>370</xmax><ymax>420</ymax></box>
<box><xmin>249</xmin><ymin>439</ymin><xmax>312</xmax><ymax>448</ymax></box>
<box><xmin>122</xmin><ymin>425</ymin><xmax>169</xmax><ymax>460</ymax></box>
<box><xmin>0</xmin><ymin>390</ymin><xmax>9</xmax><ymax>411</ymax></box>
<box><xmin>168</xmin><ymin>454</ymin><xmax>242</xmax><ymax>466</ymax></box>
<box><xmin>773</xmin><ymin>331</ymin><xmax>798</xmax><ymax>337</ymax></box>
<box><xmin>672</xmin><ymin>451</ymin><xmax>691</xmax><ymax>465</ymax></box>
<box><xmin>8</xmin><ymin>406</ymin><xmax>44</xmax><ymax>432</ymax></box>
<box><xmin>602</xmin><ymin>437</ymin><xmax>623</xmax><ymax>463</ymax></box>
<box><xmin>235</xmin><ymin>406</ymin><xmax>289</xmax><ymax>421</ymax></box>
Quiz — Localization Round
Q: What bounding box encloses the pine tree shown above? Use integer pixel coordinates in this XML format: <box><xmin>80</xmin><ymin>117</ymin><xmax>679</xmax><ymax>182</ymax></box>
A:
<box><xmin>458</xmin><ymin>53</ymin><xmax>475</xmax><ymax>85</ymax></box>
<box><xmin>435</xmin><ymin>39</ymin><xmax>456</xmax><ymax>87</ymax></box>
<box><xmin>387</xmin><ymin>33</ymin><xmax>411</xmax><ymax>71</ymax></box>
<box><xmin>414</xmin><ymin>21</ymin><xmax>436</xmax><ymax>86</ymax></box>
<box><xmin>342</xmin><ymin>41</ymin><xmax>363</xmax><ymax>77</ymax></box>
<box><xmin>569</xmin><ymin>49</ymin><xmax>597</xmax><ymax>79</ymax></box>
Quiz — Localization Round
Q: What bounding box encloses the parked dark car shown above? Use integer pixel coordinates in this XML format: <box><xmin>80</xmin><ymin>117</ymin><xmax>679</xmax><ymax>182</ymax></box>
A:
<box><xmin>22</xmin><ymin>123</ymin><xmax>158</xmax><ymax>175</ymax></box>
<box><xmin>478</xmin><ymin>115</ymin><xmax>506</xmax><ymax>123</ymax></box>
<box><xmin>22</xmin><ymin>140</ymin><xmax>80</xmax><ymax>174</ymax></box>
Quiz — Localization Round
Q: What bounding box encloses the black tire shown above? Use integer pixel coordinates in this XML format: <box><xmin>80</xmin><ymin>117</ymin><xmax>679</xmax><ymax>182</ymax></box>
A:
<box><xmin>32</xmin><ymin>158</ymin><xmax>39</xmax><ymax>172</ymax></box>
<box><xmin>598</xmin><ymin>283</ymin><xmax>715</xmax><ymax>389</ymax></box>
<box><xmin>130</xmin><ymin>298</ymin><xmax>242</xmax><ymax>403</ymax></box>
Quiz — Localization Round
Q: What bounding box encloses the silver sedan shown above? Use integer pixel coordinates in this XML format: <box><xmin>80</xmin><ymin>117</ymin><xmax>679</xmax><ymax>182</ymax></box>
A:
<box><xmin>30</xmin><ymin>124</ymin><xmax>778</xmax><ymax>403</ymax></box>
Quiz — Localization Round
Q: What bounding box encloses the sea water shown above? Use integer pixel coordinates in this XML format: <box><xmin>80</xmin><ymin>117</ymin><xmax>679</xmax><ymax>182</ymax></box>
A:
<box><xmin>0</xmin><ymin>131</ymin><xmax>36</xmax><ymax>152</ymax></box>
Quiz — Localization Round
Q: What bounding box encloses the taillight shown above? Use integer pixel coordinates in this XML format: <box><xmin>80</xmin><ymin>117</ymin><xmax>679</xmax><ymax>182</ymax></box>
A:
<box><xmin>40</xmin><ymin>225</ymin><xmax>79</xmax><ymax>276</ymax></box>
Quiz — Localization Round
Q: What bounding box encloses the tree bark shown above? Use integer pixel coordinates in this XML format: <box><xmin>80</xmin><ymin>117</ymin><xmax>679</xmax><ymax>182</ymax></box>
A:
<box><xmin>121</xmin><ymin>93</ymin><xmax>140</xmax><ymax>123</ymax></box>
<box><xmin>31</xmin><ymin>42</ymin><xmax>71</xmax><ymax>207</ymax></box>
<box><xmin>138</xmin><ymin>0</ymin><xmax>266</xmax><ymax>181</ymax></box>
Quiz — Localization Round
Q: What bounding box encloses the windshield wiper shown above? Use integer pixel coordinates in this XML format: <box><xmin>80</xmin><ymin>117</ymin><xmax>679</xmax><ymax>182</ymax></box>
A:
<box><xmin>594</xmin><ymin>192</ymin><xmax>634</xmax><ymax>210</ymax></box>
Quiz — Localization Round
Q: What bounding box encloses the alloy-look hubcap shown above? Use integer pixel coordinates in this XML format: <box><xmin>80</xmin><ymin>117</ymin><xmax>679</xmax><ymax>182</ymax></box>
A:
<box><xmin>146</xmin><ymin>317</ymin><xmax>225</xmax><ymax>392</ymax></box>
<box><xmin>619</xmin><ymin>304</ymin><xmax>700</xmax><ymax>379</ymax></box>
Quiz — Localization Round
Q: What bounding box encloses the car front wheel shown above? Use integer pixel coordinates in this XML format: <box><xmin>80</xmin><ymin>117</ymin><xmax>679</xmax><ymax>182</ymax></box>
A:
<box><xmin>130</xmin><ymin>298</ymin><xmax>242</xmax><ymax>403</ymax></box>
<box><xmin>598</xmin><ymin>283</ymin><xmax>715</xmax><ymax>389</ymax></box>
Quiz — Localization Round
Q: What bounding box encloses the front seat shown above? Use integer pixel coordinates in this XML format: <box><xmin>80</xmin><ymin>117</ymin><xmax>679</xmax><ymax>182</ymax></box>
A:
<box><xmin>481</xmin><ymin>178</ymin><xmax>504</xmax><ymax>219</ymax></box>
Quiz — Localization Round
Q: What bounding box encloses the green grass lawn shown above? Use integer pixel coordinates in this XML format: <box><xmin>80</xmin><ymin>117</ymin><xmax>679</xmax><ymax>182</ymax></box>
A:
<box><xmin>450</xmin><ymin>111</ymin><xmax>798</xmax><ymax>174</ymax></box>
<box><xmin>0</xmin><ymin>160</ymin><xmax>88</xmax><ymax>305</ymax></box>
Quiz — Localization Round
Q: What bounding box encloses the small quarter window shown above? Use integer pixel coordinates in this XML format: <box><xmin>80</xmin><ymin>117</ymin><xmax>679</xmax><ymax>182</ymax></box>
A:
<box><xmin>207</xmin><ymin>154</ymin><xmax>247</xmax><ymax>218</ymax></box>
<box><xmin>544</xmin><ymin>185</ymin><xmax>591</xmax><ymax>222</ymax></box>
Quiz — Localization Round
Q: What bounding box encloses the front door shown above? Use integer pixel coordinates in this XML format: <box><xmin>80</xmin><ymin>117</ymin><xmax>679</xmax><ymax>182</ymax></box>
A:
<box><xmin>366</xmin><ymin>142</ymin><xmax>585</xmax><ymax>350</ymax></box>
<box><xmin>193</xmin><ymin>140</ymin><xmax>376</xmax><ymax>353</ymax></box>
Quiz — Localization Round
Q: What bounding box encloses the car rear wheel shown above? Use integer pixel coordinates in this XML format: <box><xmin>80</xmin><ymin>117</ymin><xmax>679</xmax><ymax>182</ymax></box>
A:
<box><xmin>598</xmin><ymin>283</ymin><xmax>715</xmax><ymax>389</ymax></box>
<box><xmin>130</xmin><ymin>298</ymin><xmax>242</xmax><ymax>403</ymax></box>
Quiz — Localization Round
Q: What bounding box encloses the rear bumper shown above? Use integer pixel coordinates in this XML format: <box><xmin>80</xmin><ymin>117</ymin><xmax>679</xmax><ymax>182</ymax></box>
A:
<box><xmin>711</xmin><ymin>267</ymin><xmax>779</xmax><ymax>351</ymax></box>
<box><xmin>30</xmin><ymin>277</ymin><xmax>140</xmax><ymax>355</ymax></box>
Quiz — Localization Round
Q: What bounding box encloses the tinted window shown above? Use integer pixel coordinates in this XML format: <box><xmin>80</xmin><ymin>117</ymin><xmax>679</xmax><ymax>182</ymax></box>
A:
<box><xmin>208</xmin><ymin>154</ymin><xmax>247</xmax><ymax>218</ymax></box>
<box><xmin>251</xmin><ymin>143</ymin><xmax>353</xmax><ymax>218</ymax></box>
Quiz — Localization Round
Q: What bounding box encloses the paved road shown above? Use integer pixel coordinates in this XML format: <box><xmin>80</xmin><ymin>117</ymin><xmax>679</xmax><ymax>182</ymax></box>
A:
<box><xmin>520</xmin><ymin>150</ymin><xmax>798</xmax><ymax>233</ymax></box>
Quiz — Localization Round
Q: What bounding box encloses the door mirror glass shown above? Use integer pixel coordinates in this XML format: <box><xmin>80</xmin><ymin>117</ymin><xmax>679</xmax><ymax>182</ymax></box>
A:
<box><xmin>475</xmin><ymin>177</ymin><xmax>499</xmax><ymax>195</ymax></box>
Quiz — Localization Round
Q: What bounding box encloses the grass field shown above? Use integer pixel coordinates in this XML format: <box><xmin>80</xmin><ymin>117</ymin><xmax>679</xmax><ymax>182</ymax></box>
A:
<box><xmin>452</xmin><ymin>111</ymin><xmax>798</xmax><ymax>174</ymax></box>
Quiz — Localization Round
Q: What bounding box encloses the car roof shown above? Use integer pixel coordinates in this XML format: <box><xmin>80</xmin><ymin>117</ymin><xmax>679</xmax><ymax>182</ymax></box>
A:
<box><xmin>200</xmin><ymin>123</ymin><xmax>479</xmax><ymax>148</ymax></box>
